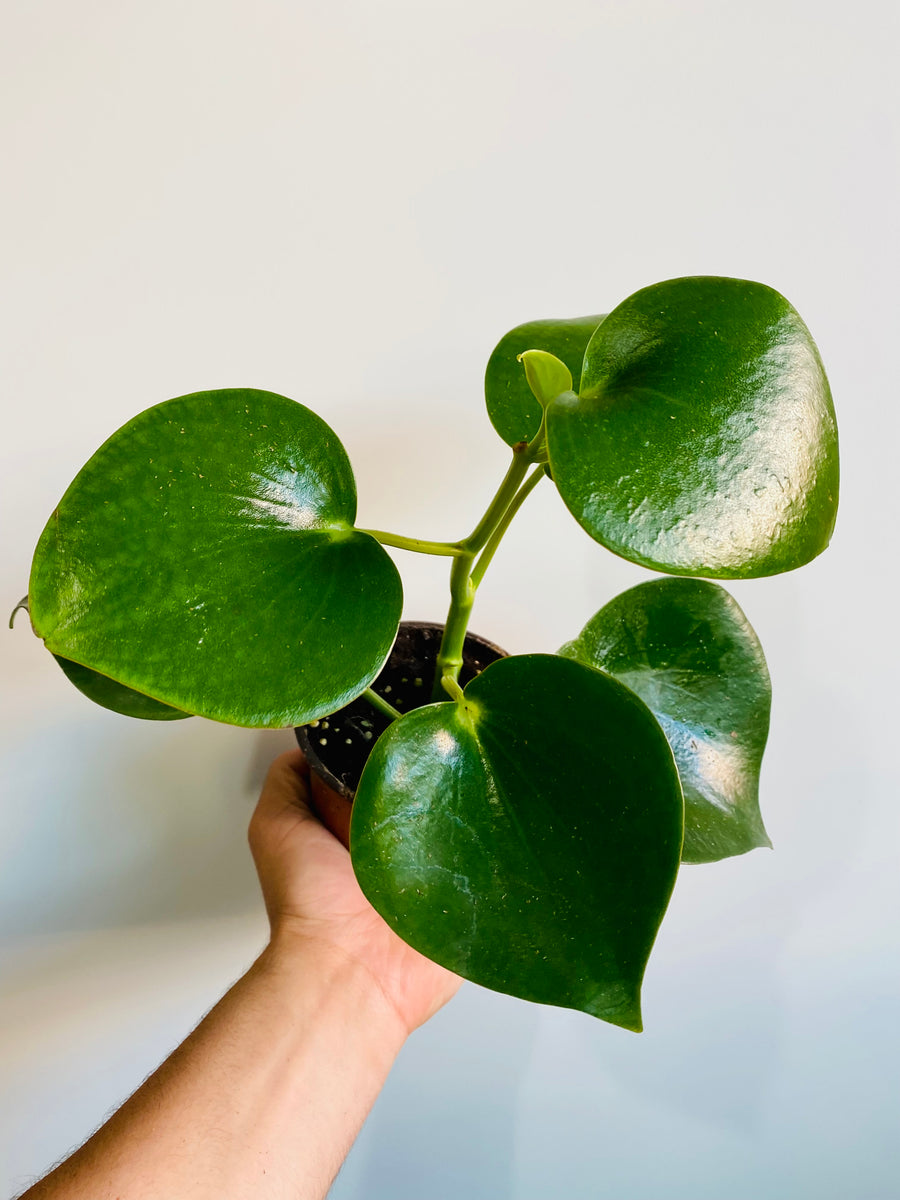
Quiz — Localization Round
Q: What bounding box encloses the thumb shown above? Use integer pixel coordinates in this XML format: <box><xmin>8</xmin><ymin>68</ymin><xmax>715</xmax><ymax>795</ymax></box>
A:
<box><xmin>249</xmin><ymin>750</ymin><xmax>316</xmax><ymax>844</ymax></box>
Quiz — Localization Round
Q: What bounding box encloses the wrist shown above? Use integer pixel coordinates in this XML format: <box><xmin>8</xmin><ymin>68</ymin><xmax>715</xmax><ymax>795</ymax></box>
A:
<box><xmin>258</xmin><ymin>927</ymin><xmax>410</xmax><ymax>1055</ymax></box>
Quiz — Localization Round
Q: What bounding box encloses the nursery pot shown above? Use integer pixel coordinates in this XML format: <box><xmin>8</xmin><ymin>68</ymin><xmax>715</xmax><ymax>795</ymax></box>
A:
<box><xmin>295</xmin><ymin>621</ymin><xmax>506</xmax><ymax>845</ymax></box>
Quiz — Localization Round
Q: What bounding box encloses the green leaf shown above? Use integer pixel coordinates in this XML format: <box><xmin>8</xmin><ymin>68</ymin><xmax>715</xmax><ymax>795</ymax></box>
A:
<box><xmin>351</xmin><ymin>653</ymin><xmax>683</xmax><ymax>1030</ymax></box>
<box><xmin>546</xmin><ymin>277</ymin><xmax>839</xmax><ymax>578</ymax></box>
<box><xmin>560</xmin><ymin>578</ymin><xmax>771</xmax><ymax>863</ymax></box>
<box><xmin>485</xmin><ymin>314</ymin><xmax>606</xmax><ymax>446</ymax></box>
<box><xmin>518</xmin><ymin>350</ymin><xmax>574</xmax><ymax>410</ymax></box>
<box><xmin>54</xmin><ymin>656</ymin><xmax>190</xmax><ymax>721</ymax></box>
<box><xmin>29</xmin><ymin>388</ymin><xmax>403</xmax><ymax>728</ymax></box>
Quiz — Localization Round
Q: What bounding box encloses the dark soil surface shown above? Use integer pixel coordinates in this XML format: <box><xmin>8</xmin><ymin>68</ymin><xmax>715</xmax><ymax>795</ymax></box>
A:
<box><xmin>295</xmin><ymin>622</ymin><xmax>505</xmax><ymax>799</ymax></box>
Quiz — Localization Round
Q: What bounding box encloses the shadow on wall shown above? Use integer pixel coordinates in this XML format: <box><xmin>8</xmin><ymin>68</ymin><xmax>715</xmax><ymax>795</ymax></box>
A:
<box><xmin>1</xmin><ymin>710</ymin><xmax>295</xmax><ymax>940</ymax></box>
<box><xmin>335</xmin><ymin>985</ymin><xmax>542</xmax><ymax>1200</ymax></box>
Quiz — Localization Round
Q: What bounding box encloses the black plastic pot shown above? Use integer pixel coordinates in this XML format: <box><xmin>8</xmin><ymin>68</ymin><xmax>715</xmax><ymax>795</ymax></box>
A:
<box><xmin>295</xmin><ymin>621</ymin><xmax>507</xmax><ymax>805</ymax></box>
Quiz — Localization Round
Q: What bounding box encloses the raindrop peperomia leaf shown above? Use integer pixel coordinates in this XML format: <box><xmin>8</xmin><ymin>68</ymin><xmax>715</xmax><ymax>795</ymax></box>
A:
<box><xmin>546</xmin><ymin>277</ymin><xmax>839</xmax><ymax>578</ymax></box>
<box><xmin>350</xmin><ymin>653</ymin><xmax>683</xmax><ymax>1030</ymax></box>
<box><xmin>485</xmin><ymin>314</ymin><xmax>605</xmax><ymax>446</ymax></box>
<box><xmin>29</xmin><ymin>388</ymin><xmax>403</xmax><ymax>727</ymax></box>
<box><xmin>54</xmin><ymin>656</ymin><xmax>190</xmax><ymax>720</ymax></box>
<box><xmin>559</xmin><ymin>578</ymin><xmax>771</xmax><ymax>863</ymax></box>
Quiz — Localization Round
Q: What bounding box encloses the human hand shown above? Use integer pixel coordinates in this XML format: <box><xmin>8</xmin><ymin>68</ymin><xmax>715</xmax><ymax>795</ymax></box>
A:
<box><xmin>248</xmin><ymin>750</ymin><xmax>461</xmax><ymax>1035</ymax></box>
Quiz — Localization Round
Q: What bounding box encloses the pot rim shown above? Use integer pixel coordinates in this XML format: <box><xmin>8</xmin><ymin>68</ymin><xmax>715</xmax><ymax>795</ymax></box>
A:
<box><xmin>295</xmin><ymin>619</ymin><xmax>507</xmax><ymax>803</ymax></box>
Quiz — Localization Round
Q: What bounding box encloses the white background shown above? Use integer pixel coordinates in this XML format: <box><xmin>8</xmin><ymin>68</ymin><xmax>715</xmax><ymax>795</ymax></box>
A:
<box><xmin>2</xmin><ymin>1</ymin><xmax>897</xmax><ymax>1196</ymax></box>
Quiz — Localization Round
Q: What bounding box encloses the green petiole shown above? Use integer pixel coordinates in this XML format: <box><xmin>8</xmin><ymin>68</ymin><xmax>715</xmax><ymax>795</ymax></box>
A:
<box><xmin>360</xmin><ymin>530</ymin><xmax>465</xmax><ymax>557</ymax></box>
<box><xmin>469</xmin><ymin>465</ymin><xmax>545</xmax><ymax>589</ymax></box>
<box><xmin>362</xmin><ymin>427</ymin><xmax>547</xmax><ymax>707</ymax></box>
<box><xmin>432</xmin><ymin>425</ymin><xmax>548</xmax><ymax>699</ymax></box>
<box><xmin>440</xmin><ymin>675</ymin><xmax>466</xmax><ymax>703</ymax></box>
<box><xmin>362</xmin><ymin>687</ymin><xmax>403</xmax><ymax>721</ymax></box>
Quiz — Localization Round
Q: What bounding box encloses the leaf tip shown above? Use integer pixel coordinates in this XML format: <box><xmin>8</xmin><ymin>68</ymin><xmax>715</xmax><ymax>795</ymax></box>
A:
<box><xmin>607</xmin><ymin>1007</ymin><xmax>643</xmax><ymax>1034</ymax></box>
<box><xmin>582</xmin><ymin>981</ymin><xmax>644</xmax><ymax>1032</ymax></box>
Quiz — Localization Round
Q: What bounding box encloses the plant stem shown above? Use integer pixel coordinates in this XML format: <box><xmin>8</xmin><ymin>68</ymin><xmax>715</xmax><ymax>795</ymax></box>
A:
<box><xmin>461</xmin><ymin>453</ymin><xmax>531</xmax><ymax>553</ymax></box>
<box><xmin>469</xmin><ymin>466</ymin><xmax>545</xmax><ymax>589</ymax></box>
<box><xmin>431</xmin><ymin>552</ymin><xmax>478</xmax><ymax>701</ymax></box>
<box><xmin>360</xmin><ymin>529</ymin><xmax>465</xmax><ymax>557</ymax></box>
<box><xmin>362</xmin><ymin>687</ymin><xmax>402</xmax><ymax>721</ymax></box>
<box><xmin>440</xmin><ymin>675</ymin><xmax>466</xmax><ymax>703</ymax></box>
<box><xmin>431</xmin><ymin>447</ymin><xmax>546</xmax><ymax>700</ymax></box>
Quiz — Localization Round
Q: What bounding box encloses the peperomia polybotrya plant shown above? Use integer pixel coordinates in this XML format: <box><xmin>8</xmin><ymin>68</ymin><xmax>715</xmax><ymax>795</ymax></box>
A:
<box><xmin>14</xmin><ymin>276</ymin><xmax>838</xmax><ymax>1031</ymax></box>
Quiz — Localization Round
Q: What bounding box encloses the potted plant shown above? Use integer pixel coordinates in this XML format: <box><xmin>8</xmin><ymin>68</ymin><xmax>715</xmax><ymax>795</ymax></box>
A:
<box><xmin>12</xmin><ymin>275</ymin><xmax>839</xmax><ymax>1032</ymax></box>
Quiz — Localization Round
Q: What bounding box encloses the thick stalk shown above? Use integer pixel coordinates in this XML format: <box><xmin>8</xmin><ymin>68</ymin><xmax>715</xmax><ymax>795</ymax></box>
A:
<box><xmin>432</xmin><ymin>447</ymin><xmax>543</xmax><ymax>700</ymax></box>
<box><xmin>430</xmin><ymin>551</ymin><xmax>477</xmax><ymax>701</ymax></box>
<box><xmin>469</xmin><ymin>466</ymin><xmax>545</xmax><ymax>589</ymax></box>
<box><xmin>461</xmin><ymin>453</ymin><xmax>531</xmax><ymax>554</ymax></box>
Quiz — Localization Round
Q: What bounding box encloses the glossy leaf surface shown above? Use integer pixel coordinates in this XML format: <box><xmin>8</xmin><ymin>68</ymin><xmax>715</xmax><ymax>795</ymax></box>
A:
<box><xmin>485</xmin><ymin>314</ymin><xmax>605</xmax><ymax>445</ymax></box>
<box><xmin>351</xmin><ymin>653</ymin><xmax>683</xmax><ymax>1030</ymax></box>
<box><xmin>54</xmin><ymin>656</ymin><xmax>190</xmax><ymax>721</ymax></box>
<box><xmin>546</xmin><ymin>277</ymin><xmax>839</xmax><ymax>578</ymax></box>
<box><xmin>30</xmin><ymin>389</ymin><xmax>402</xmax><ymax>727</ymax></box>
<box><xmin>519</xmin><ymin>350</ymin><xmax>574</xmax><ymax>410</ymax></box>
<box><xmin>560</xmin><ymin>579</ymin><xmax>771</xmax><ymax>863</ymax></box>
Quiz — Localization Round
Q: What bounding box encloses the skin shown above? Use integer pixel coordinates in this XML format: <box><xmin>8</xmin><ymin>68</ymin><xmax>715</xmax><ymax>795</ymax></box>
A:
<box><xmin>20</xmin><ymin>750</ymin><xmax>461</xmax><ymax>1200</ymax></box>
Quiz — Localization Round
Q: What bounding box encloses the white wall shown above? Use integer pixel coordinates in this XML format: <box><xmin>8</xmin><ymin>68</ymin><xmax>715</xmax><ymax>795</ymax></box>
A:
<box><xmin>2</xmin><ymin>1</ymin><xmax>897</xmax><ymax>1196</ymax></box>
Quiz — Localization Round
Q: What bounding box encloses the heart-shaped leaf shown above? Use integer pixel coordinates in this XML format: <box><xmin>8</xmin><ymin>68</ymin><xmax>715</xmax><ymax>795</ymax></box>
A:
<box><xmin>29</xmin><ymin>389</ymin><xmax>403</xmax><ymax>727</ymax></box>
<box><xmin>351</xmin><ymin>653</ymin><xmax>683</xmax><ymax>1030</ymax></box>
<box><xmin>485</xmin><ymin>315</ymin><xmax>605</xmax><ymax>446</ymax></box>
<box><xmin>560</xmin><ymin>578</ymin><xmax>771</xmax><ymax>863</ymax></box>
<box><xmin>54</xmin><ymin>656</ymin><xmax>190</xmax><ymax>720</ymax></box>
<box><xmin>546</xmin><ymin>277</ymin><xmax>839</xmax><ymax>578</ymax></box>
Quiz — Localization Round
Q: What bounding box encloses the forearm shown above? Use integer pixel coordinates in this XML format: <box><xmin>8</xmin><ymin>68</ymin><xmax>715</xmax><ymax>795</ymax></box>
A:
<box><xmin>22</xmin><ymin>935</ymin><xmax>407</xmax><ymax>1200</ymax></box>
